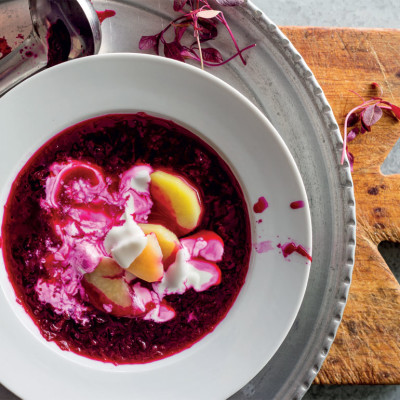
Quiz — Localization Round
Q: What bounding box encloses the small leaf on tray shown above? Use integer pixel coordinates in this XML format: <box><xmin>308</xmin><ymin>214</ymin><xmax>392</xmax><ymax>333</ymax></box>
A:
<box><xmin>164</xmin><ymin>41</ymin><xmax>185</xmax><ymax>62</ymax></box>
<box><xmin>139</xmin><ymin>35</ymin><xmax>158</xmax><ymax>51</ymax></box>
<box><xmin>173</xmin><ymin>0</ymin><xmax>187</xmax><ymax>11</ymax></box>
<box><xmin>201</xmin><ymin>47</ymin><xmax>224</xmax><ymax>63</ymax></box>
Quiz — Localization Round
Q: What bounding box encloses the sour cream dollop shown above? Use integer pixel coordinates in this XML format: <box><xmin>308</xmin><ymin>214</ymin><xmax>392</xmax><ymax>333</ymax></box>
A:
<box><xmin>104</xmin><ymin>212</ymin><xmax>147</xmax><ymax>269</ymax></box>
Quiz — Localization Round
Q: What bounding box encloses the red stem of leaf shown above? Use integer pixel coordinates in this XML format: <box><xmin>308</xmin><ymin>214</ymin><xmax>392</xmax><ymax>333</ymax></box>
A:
<box><xmin>189</xmin><ymin>43</ymin><xmax>255</xmax><ymax>66</ymax></box>
<box><xmin>349</xmin><ymin>90</ymin><xmax>365</xmax><ymax>102</ymax></box>
<box><xmin>215</xmin><ymin>12</ymin><xmax>246</xmax><ymax>64</ymax></box>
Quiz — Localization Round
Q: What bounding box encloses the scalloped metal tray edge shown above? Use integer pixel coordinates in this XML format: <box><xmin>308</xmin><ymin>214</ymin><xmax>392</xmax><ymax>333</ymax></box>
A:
<box><xmin>0</xmin><ymin>1</ymin><xmax>356</xmax><ymax>399</ymax></box>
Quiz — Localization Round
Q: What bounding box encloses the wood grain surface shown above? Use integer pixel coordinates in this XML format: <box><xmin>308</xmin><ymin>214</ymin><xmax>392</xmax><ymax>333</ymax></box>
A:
<box><xmin>280</xmin><ymin>26</ymin><xmax>400</xmax><ymax>385</ymax></box>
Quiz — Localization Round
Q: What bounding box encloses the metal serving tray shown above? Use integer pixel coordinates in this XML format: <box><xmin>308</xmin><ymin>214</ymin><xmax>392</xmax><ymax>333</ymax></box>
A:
<box><xmin>0</xmin><ymin>1</ymin><xmax>356</xmax><ymax>399</ymax></box>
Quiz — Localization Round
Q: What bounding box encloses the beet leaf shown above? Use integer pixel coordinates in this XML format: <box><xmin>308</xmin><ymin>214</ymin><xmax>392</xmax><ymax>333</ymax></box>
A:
<box><xmin>362</xmin><ymin>104</ymin><xmax>382</xmax><ymax>127</ymax></box>
<box><xmin>173</xmin><ymin>0</ymin><xmax>187</xmax><ymax>11</ymax></box>
<box><xmin>139</xmin><ymin>35</ymin><xmax>159</xmax><ymax>51</ymax></box>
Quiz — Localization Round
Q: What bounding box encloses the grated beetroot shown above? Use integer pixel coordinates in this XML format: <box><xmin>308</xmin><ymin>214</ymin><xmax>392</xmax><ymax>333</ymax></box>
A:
<box><xmin>1</xmin><ymin>113</ymin><xmax>251</xmax><ymax>364</ymax></box>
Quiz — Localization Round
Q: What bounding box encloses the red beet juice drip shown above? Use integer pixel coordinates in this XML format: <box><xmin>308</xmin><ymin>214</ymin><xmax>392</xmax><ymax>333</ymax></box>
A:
<box><xmin>290</xmin><ymin>200</ymin><xmax>305</xmax><ymax>209</ymax></box>
<box><xmin>278</xmin><ymin>242</ymin><xmax>312</xmax><ymax>262</ymax></box>
<box><xmin>253</xmin><ymin>196</ymin><xmax>268</xmax><ymax>213</ymax></box>
<box><xmin>96</xmin><ymin>9</ymin><xmax>116</xmax><ymax>24</ymax></box>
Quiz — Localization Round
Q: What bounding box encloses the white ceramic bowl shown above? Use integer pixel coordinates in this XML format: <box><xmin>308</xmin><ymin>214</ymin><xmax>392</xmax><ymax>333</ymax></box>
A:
<box><xmin>0</xmin><ymin>54</ymin><xmax>311</xmax><ymax>400</ymax></box>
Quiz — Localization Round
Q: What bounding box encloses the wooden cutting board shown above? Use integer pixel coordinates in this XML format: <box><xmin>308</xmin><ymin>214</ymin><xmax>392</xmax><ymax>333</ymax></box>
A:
<box><xmin>280</xmin><ymin>26</ymin><xmax>400</xmax><ymax>385</ymax></box>
<box><xmin>1</xmin><ymin>23</ymin><xmax>399</xmax><ymax>388</ymax></box>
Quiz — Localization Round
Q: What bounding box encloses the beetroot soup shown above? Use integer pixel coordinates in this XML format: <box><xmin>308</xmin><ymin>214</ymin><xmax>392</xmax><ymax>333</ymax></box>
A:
<box><xmin>1</xmin><ymin>113</ymin><xmax>251</xmax><ymax>364</ymax></box>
